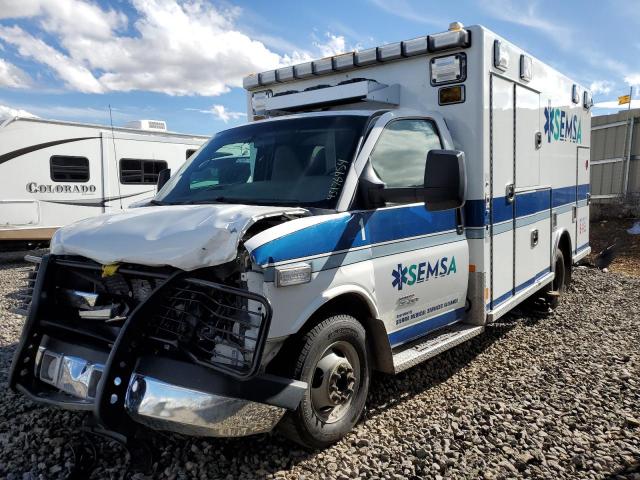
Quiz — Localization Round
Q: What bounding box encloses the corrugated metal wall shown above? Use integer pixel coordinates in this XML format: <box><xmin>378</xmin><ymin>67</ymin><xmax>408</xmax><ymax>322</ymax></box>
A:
<box><xmin>591</xmin><ymin>108</ymin><xmax>640</xmax><ymax>200</ymax></box>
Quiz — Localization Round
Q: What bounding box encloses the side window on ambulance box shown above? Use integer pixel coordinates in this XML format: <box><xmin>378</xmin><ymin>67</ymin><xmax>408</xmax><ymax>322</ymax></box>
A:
<box><xmin>369</xmin><ymin>119</ymin><xmax>442</xmax><ymax>188</ymax></box>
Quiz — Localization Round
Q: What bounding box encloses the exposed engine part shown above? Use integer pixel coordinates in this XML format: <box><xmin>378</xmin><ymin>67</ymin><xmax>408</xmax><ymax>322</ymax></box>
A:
<box><xmin>146</xmin><ymin>277</ymin><xmax>271</xmax><ymax>377</ymax></box>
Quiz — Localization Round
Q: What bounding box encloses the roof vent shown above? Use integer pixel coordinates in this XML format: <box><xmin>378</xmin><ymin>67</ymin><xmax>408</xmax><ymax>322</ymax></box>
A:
<box><xmin>124</xmin><ymin>120</ymin><xmax>167</xmax><ymax>132</ymax></box>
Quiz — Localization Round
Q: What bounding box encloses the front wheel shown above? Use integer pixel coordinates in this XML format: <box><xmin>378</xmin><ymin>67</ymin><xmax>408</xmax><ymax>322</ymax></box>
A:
<box><xmin>278</xmin><ymin>315</ymin><xmax>370</xmax><ymax>449</ymax></box>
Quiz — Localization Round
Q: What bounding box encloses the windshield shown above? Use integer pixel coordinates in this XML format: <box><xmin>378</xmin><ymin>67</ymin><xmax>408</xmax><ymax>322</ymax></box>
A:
<box><xmin>156</xmin><ymin>115</ymin><xmax>368</xmax><ymax>209</ymax></box>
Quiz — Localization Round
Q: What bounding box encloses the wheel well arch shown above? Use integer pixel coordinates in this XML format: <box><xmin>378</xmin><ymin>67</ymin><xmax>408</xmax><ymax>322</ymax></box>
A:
<box><xmin>269</xmin><ymin>292</ymin><xmax>394</xmax><ymax>374</ymax></box>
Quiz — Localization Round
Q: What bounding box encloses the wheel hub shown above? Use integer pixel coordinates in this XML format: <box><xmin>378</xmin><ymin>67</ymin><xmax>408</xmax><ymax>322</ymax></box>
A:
<box><xmin>327</xmin><ymin>360</ymin><xmax>356</xmax><ymax>405</ymax></box>
<box><xmin>310</xmin><ymin>342</ymin><xmax>360</xmax><ymax>423</ymax></box>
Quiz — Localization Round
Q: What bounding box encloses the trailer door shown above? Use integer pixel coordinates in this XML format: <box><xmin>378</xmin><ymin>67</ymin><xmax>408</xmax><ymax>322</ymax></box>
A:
<box><xmin>102</xmin><ymin>136</ymin><xmax>184</xmax><ymax>211</ymax></box>
<box><xmin>490</xmin><ymin>75</ymin><xmax>515</xmax><ymax>309</ymax></box>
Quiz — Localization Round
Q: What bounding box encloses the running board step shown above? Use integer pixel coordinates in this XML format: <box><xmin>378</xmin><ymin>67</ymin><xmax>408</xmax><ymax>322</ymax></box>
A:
<box><xmin>392</xmin><ymin>323</ymin><xmax>484</xmax><ymax>373</ymax></box>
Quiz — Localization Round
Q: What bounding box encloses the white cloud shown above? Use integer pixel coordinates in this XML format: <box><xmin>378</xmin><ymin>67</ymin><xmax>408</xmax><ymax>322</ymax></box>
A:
<box><xmin>0</xmin><ymin>25</ymin><xmax>104</xmax><ymax>93</ymax></box>
<box><xmin>0</xmin><ymin>0</ymin><xmax>126</xmax><ymax>38</ymax></box>
<box><xmin>0</xmin><ymin>98</ymin><xmax>136</xmax><ymax>123</ymax></box>
<box><xmin>314</xmin><ymin>33</ymin><xmax>348</xmax><ymax>57</ymax></box>
<box><xmin>624</xmin><ymin>74</ymin><xmax>640</xmax><ymax>87</ymax></box>
<box><xmin>0</xmin><ymin>0</ymin><xmax>42</xmax><ymax>19</ymax></box>
<box><xmin>594</xmin><ymin>99</ymin><xmax>640</xmax><ymax>109</ymax></box>
<box><xmin>0</xmin><ymin>103</ymin><xmax>38</xmax><ymax>119</ymax></box>
<box><xmin>0</xmin><ymin>57</ymin><xmax>32</xmax><ymax>88</ymax></box>
<box><xmin>589</xmin><ymin>80</ymin><xmax>614</xmax><ymax>95</ymax></box>
<box><xmin>0</xmin><ymin>1</ymin><xmax>364</xmax><ymax>97</ymax></box>
<box><xmin>0</xmin><ymin>0</ymin><xmax>290</xmax><ymax>96</ymax></box>
<box><xmin>191</xmin><ymin>105</ymin><xmax>246</xmax><ymax>123</ymax></box>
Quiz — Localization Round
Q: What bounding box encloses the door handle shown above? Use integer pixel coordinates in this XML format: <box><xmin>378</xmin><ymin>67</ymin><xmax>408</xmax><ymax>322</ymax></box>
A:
<box><xmin>505</xmin><ymin>183</ymin><xmax>515</xmax><ymax>204</ymax></box>
<box><xmin>535</xmin><ymin>131</ymin><xmax>542</xmax><ymax>150</ymax></box>
<box><xmin>530</xmin><ymin>229</ymin><xmax>539</xmax><ymax>247</ymax></box>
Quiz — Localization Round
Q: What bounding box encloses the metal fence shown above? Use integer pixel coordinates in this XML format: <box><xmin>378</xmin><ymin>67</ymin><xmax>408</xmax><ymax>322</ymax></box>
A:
<box><xmin>591</xmin><ymin>108</ymin><xmax>640</xmax><ymax>202</ymax></box>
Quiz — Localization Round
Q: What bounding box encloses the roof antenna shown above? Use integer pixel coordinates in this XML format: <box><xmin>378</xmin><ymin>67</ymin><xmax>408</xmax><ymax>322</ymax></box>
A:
<box><xmin>108</xmin><ymin>104</ymin><xmax>124</xmax><ymax>210</ymax></box>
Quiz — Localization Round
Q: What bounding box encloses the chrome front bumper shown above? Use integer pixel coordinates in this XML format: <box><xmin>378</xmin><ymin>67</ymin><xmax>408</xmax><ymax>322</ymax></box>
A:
<box><xmin>33</xmin><ymin>346</ymin><xmax>304</xmax><ymax>437</ymax></box>
<box><xmin>125</xmin><ymin>375</ymin><xmax>285</xmax><ymax>437</ymax></box>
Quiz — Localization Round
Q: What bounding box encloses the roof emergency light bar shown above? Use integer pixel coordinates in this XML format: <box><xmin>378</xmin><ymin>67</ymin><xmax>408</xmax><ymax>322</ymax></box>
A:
<box><xmin>243</xmin><ymin>22</ymin><xmax>470</xmax><ymax>91</ymax></box>
<box><xmin>254</xmin><ymin>80</ymin><xmax>399</xmax><ymax>116</ymax></box>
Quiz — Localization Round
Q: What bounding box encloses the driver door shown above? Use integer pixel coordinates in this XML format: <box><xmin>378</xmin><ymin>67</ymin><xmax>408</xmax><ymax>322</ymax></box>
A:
<box><xmin>363</xmin><ymin>117</ymin><xmax>469</xmax><ymax>347</ymax></box>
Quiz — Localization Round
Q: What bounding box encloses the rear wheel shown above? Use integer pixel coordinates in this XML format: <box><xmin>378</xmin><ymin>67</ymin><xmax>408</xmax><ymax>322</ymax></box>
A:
<box><xmin>278</xmin><ymin>315</ymin><xmax>370</xmax><ymax>449</ymax></box>
<box><xmin>547</xmin><ymin>249</ymin><xmax>567</xmax><ymax>309</ymax></box>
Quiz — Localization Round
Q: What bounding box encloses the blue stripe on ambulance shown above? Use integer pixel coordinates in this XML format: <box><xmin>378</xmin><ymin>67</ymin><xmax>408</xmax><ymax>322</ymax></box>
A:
<box><xmin>251</xmin><ymin>205</ymin><xmax>459</xmax><ymax>267</ymax></box>
<box><xmin>252</xmin><ymin>183</ymin><xmax>590</xmax><ymax>267</ymax></box>
<box><xmin>251</xmin><ymin>184</ymin><xmax>589</xmax><ymax>343</ymax></box>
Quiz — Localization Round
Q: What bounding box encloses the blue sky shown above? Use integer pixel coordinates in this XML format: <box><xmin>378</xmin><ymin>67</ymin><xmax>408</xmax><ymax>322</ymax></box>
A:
<box><xmin>1</xmin><ymin>0</ymin><xmax>639</xmax><ymax>135</ymax></box>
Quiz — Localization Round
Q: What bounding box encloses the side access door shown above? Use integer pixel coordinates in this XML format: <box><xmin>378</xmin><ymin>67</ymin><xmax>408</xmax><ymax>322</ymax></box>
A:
<box><xmin>361</xmin><ymin>116</ymin><xmax>469</xmax><ymax>348</ymax></box>
<box><xmin>575</xmin><ymin>146</ymin><xmax>590</xmax><ymax>255</ymax></box>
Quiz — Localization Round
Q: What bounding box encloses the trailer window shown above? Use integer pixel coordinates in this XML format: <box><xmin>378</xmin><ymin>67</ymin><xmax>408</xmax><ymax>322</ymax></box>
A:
<box><xmin>50</xmin><ymin>156</ymin><xmax>90</xmax><ymax>182</ymax></box>
<box><xmin>369</xmin><ymin>119</ymin><xmax>442</xmax><ymax>189</ymax></box>
<box><xmin>119</xmin><ymin>159</ymin><xmax>168</xmax><ymax>184</ymax></box>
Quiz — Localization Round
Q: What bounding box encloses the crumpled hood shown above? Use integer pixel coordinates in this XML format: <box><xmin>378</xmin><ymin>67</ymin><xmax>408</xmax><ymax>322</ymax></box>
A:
<box><xmin>50</xmin><ymin>204</ymin><xmax>308</xmax><ymax>270</ymax></box>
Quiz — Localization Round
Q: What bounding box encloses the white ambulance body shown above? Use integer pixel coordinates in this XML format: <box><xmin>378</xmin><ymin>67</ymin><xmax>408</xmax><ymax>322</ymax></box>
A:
<box><xmin>0</xmin><ymin>117</ymin><xmax>207</xmax><ymax>247</ymax></box>
<box><xmin>10</xmin><ymin>24</ymin><xmax>591</xmax><ymax>449</ymax></box>
<box><xmin>242</xmin><ymin>23</ymin><xmax>591</xmax><ymax>335</ymax></box>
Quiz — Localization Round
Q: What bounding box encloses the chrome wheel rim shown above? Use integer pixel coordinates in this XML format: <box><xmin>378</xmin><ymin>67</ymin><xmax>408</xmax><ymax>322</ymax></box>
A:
<box><xmin>310</xmin><ymin>341</ymin><xmax>360</xmax><ymax>424</ymax></box>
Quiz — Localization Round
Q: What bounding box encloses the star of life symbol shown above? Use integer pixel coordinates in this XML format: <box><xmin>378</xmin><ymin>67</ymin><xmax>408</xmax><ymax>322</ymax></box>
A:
<box><xmin>391</xmin><ymin>263</ymin><xmax>408</xmax><ymax>291</ymax></box>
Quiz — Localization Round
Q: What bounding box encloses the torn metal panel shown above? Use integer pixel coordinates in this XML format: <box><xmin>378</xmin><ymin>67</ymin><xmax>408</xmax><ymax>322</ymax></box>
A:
<box><xmin>50</xmin><ymin>204</ymin><xmax>308</xmax><ymax>271</ymax></box>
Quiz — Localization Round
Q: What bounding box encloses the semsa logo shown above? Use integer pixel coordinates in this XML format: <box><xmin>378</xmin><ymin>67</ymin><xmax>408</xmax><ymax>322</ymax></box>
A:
<box><xmin>543</xmin><ymin>104</ymin><xmax>582</xmax><ymax>144</ymax></box>
<box><xmin>391</xmin><ymin>256</ymin><xmax>457</xmax><ymax>291</ymax></box>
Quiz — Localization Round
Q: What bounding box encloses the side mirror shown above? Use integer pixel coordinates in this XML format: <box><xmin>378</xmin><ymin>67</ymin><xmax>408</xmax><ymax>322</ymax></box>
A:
<box><xmin>424</xmin><ymin>150</ymin><xmax>466</xmax><ymax>211</ymax></box>
<box><xmin>157</xmin><ymin>168</ymin><xmax>171</xmax><ymax>191</ymax></box>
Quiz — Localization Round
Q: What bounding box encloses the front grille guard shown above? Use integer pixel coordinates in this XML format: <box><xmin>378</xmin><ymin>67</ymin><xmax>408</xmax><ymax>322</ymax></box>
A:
<box><xmin>10</xmin><ymin>255</ymin><xmax>273</xmax><ymax>435</ymax></box>
<box><xmin>12</xmin><ymin>255</ymin><xmax>42</xmax><ymax>317</ymax></box>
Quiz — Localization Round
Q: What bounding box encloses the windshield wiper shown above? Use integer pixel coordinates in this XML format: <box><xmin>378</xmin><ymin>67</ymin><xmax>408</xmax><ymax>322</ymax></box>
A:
<box><xmin>148</xmin><ymin>199</ymin><xmax>164</xmax><ymax>206</ymax></box>
<box><xmin>170</xmin><ymin>197</ymin><xmax>301</xmax><ymax>206</ymax></box>
<box><xmin>166</xmin><ymin>197</ymin><xmax>236</xmax><ymax>205</ymax></box>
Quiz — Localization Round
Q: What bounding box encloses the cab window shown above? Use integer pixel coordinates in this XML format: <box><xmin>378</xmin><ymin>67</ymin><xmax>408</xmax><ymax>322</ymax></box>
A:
<box><xmin>369</xmin><ymin>119</ymin><xmax>442</xmax><ymax>188</ymax></box>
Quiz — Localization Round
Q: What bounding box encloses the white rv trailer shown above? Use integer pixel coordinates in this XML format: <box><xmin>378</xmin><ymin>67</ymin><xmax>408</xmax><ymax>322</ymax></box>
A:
<box><xmin>11</xmin><ymin>23</ymin><xmax>591</xmax><ymax>449</ymax></box>
<box><xmin>0</xmin><ymin>117</ymin><xmax>207</xmax><ymax>247</ymax></box>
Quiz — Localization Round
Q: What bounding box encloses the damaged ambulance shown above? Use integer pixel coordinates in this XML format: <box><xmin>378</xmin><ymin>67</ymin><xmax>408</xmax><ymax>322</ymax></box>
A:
<box><xmin>10</xmin><ymin>23</ymin><xmax>591</xmax><ymax>448</ymax></box>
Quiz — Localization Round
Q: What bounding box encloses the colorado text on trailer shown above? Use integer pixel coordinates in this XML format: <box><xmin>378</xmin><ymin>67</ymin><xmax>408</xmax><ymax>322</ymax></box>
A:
<box><xmin>0</xmin><ymin>117</ymin><xmax>207</xmax><ymax>248</ymax></box>
<box><xmin>9</xmin><ymin>23</ymin><xmax>590</xmax><ymax>449</ymax></box>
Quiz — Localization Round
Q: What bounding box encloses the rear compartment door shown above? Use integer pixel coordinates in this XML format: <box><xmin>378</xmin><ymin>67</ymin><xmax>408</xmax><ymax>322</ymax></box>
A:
<box><xmin>576</xmin><ymin>146</ymin><xmax>590</xmax><ymax>254</ymax></box>
<box><xmin>490</xmin><ymin>75</ymin><xmax>515</xmax><ymax>309</ymax></box>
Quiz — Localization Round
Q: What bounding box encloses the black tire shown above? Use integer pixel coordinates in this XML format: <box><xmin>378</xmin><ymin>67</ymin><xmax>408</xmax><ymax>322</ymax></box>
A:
<box><xmin>548</xmin><ymin>249</ymin><xmax>567</xmax><ymax>309</ymax></box>
<box><xmin>278</xmin><ymin>315</ymin><xmax>370</xmax><ymax>449</ymax></box>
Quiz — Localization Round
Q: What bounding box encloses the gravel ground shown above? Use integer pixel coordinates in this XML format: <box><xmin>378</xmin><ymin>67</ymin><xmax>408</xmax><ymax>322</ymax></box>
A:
<box><xmin>0</xmin><ymin>253</ymin><xmax>638</xmax><ymax>479</ymax></box>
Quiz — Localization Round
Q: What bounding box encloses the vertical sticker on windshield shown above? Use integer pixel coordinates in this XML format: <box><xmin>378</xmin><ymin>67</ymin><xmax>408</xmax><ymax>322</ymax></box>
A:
<box><xmin>326</xmin><ymin>159</ymin><xmax>350</xmax><ymax>200</ymax></box>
